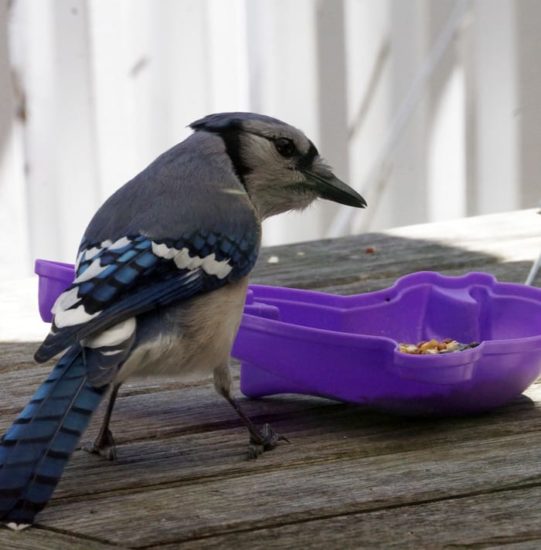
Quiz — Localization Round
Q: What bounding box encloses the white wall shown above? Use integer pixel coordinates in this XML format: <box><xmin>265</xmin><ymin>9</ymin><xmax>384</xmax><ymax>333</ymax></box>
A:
<box><xmin>0</xmin><ymin>0</ymin><xmax>29</xmax><ymax>279</ymax></box>
<box><xmin>1</xmin><ymin>0</ymin><xmax>540</xmax><ymax>281</ymax></box>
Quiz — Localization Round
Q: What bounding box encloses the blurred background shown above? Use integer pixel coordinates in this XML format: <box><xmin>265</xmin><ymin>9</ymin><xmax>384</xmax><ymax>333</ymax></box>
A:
<box><xmin>1</xmin><ymin>0</ymin><xmax>540</xmax><ymax>281</ymax></box>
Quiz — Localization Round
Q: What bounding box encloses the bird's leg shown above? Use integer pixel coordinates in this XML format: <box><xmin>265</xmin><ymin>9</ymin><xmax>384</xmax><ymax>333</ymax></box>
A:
<box><xmin>223</xmin><ymin>393</ymin><xmax>289</xmax><ymax>459</ymax></box>
<box><xmin>82</xmin><ymin>383</ymin><xmax>121</xmax><ymax>461</ymax></box>
<box><xmin>213</xmin><ymin>364</ymin><xmax>289</xmax><ymax>459</ymax></box>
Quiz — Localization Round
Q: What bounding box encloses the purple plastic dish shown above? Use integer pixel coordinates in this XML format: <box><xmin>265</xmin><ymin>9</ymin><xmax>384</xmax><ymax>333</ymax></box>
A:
<box><xmin>35</xmin><ymin>259</ymin><xmax>76</xmax><ymax>323</ymax></box>
<box><xmin>35</xmin><ymin>259</ymin><xmax>541</xmax><ymax>416</ymax></box>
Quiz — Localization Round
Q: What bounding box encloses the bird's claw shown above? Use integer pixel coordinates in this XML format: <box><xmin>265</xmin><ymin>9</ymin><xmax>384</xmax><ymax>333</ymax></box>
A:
<box><xmin>81</xmin><ymin>429</ymin><xmax>118</xmax><ymax>461</ymax></box>
<box><xmin>247</xmin><ymin>423</ymin><xmax>289</xmax><ymax>459</ymax></box>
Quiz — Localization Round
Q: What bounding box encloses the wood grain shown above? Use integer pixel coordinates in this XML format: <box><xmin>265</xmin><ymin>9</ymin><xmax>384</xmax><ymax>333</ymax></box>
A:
<box><xmin>39</xmin><ymin>431</ymin><xmax>541</xmax><ymax>546</ymax></box>
<box><xmin>0</xmin><ymin>527</ymin><xmax>121</xmax><ymax>549</ymax></box>
<box><xmin>0</xmin><ymin>209</ymin><xmax>540</xmax><ymax>548</ymax></box>
<box><xmin>170</xmin><ymin>486</ymin><xmax>541</xmax><ymax>550</ymax></box>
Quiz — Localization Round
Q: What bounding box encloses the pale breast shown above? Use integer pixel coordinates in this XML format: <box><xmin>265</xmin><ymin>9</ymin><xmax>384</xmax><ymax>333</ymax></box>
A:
<box><xmin>116</xmin><ymin>278</ymin><xmax>249</xmax><ymax>383</ymax></box>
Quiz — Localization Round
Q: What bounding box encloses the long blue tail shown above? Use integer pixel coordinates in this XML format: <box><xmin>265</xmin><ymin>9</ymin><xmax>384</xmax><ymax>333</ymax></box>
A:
<box><xmin>0</xmin><ymin>346</ymin><xmax>107</xmax><ymax>527</ymax></box>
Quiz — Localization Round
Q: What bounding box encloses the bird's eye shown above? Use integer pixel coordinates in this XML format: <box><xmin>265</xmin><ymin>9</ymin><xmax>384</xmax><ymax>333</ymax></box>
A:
<box><xmin>274</xmin><ymin>138</ymin><xmax>297</xmax><ymax>158</ymax></box>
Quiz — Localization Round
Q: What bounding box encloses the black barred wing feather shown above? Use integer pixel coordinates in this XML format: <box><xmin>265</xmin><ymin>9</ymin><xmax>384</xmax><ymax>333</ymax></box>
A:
<box><xmin>0</xmin><ymin>346</ymin><xmax>107</xmax><ymax>525</ymax></box>
<box><xmin>34</xmin><ymin>231</ymin><xmax>260</xmax><ymax>363</ymax></box>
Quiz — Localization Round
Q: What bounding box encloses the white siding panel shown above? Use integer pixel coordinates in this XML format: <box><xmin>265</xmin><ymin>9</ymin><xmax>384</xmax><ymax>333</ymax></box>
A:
<box><xmin>12</xmin><ymin>0</ymin><xmax>99</xmax><ymax>264</ymax></box>
<box><xmin>1</xmin><ymin>0</ymin><xmax>540</xmax><ymax>283</ymax></box>
<box><xmin>0</xmin><ymin>0</ymin><xmax>29</xmax><ymax>279</ymax></box>
<box><xmin>473</xmin><ymin>0</ymin><xmax>519</xmax><ymax>213</ymax></box>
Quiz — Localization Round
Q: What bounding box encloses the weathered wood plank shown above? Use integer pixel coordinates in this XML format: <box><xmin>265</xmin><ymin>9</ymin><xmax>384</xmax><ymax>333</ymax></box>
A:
<box><xmin>0</xmin><ymin>526</ymin><xmax>121</xmax><ymax>549</ymax></box>
<box><xmin>2</xmin><ymin>353</ymin><xmax>541</xmax><ymax>543</ymax></box>
<box><xmin>0</xmin><ymin>363</ymin><xmax>331</xmax><ymax>433</ymax></box>
<box><xmin>0</xmin><ymin>342</ymin><xmax>44</xmax><ymax>370</ymax></box>
<box><xmin>38</xmin><ymin>431</ymin><xmax>541</xmax><ymax>546</ymax></box>
<box><xmin>0</xmin><ymin>209</ymin><xmax>540</xmax><ymax>548</ymax></box>
<box><xmin>1</xmin><ymin>337</ymin><xmax>540</xmax><ymax>503</ymax></box>
<box><xmin>251</xmin><ymin>209</ymin><xmax>541</xmax><ymax>292</ymax></box>
<box><xmin>27</xmin><ymin>383</ymin><xmax>541</xmax><ymax>502</ymax></box>
<box><xmin>167</xmin><ymin>485</ymin><xmax>541</xmax><ymax>550</ymax></box>
<box><xmin>253</xmin><ymin>233</ymin><xmax>538</xmax><ymax>293</ymax></box>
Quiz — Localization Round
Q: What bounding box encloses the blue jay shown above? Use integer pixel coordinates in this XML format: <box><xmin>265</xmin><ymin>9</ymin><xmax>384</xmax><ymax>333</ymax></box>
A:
<box><xmin>0</xmin><ymin>112</ymin><xmax>366</xmax><ymax>529</ymax></box>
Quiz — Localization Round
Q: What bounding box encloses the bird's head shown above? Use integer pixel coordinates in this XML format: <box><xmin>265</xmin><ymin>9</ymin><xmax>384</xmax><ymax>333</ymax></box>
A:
<box><xmin>190</xmin><ymin>112</ymin><xmax>366</xmax><ymax>219</ymax></box>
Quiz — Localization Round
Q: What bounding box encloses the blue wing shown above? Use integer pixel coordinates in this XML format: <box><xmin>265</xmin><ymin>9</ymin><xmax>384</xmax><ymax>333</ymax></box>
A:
<box><xmin>34</xmin><ymin>230</ymin><xmax>260</xmax><ymax>363</ymax></box>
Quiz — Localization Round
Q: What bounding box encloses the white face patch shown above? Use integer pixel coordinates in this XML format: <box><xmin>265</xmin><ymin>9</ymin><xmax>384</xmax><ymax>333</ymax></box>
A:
<box><xmin>83</xmin><ymin>317</ymin><xmax>136</xmax><ymax>348</ymax></box>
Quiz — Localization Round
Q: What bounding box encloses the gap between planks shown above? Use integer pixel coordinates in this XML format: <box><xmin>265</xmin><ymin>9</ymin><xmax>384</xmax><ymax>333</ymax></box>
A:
<box><xmin>33</xmin><ymin>382</ymin><xmax>541</xmax><ymax>502</ymax></box>
<box><xmin>36</xmin><ymin>420</ymin><xmax>541</xmax><ymax>546</ymax></box>
<box><xmin>152</xmin><ymin>483</ymin><xmax>541</xmax><ymax>549</ymax></box>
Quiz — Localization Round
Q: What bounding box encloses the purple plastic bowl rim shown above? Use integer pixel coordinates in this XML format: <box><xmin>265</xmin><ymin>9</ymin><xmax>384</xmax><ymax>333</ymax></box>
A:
<box><xmin>248</xmin><ymin>271</ymin><xmax>541</xmax><ymax>305</ymax></box>
<box><xmin>34</xmin><ymin>258</ymin><xmax>541</xmax><ymax>368</ymax></box>
<box><xmin>241</xmin><ymin>271</ymin><xmax>541</xmax><ymax>365</ymax></box>
<box><xmin>239</xmin><ymin>310</ymin><xmax>541</xmax><ymax>369</ymax></box>
<box><xmin>35</xmin><ymin>259</ymin><xmax>75</xmax><ymax>281</ymax></box>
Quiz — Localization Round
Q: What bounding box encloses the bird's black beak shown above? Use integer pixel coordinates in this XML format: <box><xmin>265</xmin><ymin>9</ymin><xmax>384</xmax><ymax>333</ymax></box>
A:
<box><xmin>304</xmin><ymin>170</ymin><xmax>367</xmax><ymax>208</ymax></box>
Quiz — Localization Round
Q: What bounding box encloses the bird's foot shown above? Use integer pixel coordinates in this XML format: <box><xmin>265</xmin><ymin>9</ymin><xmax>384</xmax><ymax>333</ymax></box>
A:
<box><xmin>82</xmin><ymin>428</ymin><xmax>117</xmax><ymax>461</ymax></box>
<box><xmin>248</xmin><ymin>423</ymin><xmax>289</xmax><ymax>460</ymax></box>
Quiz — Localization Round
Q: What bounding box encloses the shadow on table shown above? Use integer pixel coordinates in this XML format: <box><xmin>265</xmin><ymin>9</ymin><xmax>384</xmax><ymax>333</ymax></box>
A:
<box><xmin>252</xmin><ymin>231</ymin><xmax>540</xmax><ymax>293</ymax></box>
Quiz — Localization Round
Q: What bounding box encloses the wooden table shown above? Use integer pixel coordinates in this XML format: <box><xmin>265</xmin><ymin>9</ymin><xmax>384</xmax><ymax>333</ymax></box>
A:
<box><xmin>1</xmin><ymin>209</ymin><xmax>541</xmax><ymax>549</ymax></box>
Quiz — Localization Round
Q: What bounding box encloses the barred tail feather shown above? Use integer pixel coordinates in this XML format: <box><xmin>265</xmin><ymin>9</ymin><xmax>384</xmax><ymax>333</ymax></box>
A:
<box><xmin>0</xmin><ymin>346</ymin><xmax>107</xmax><ymax>527</ymax></box>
